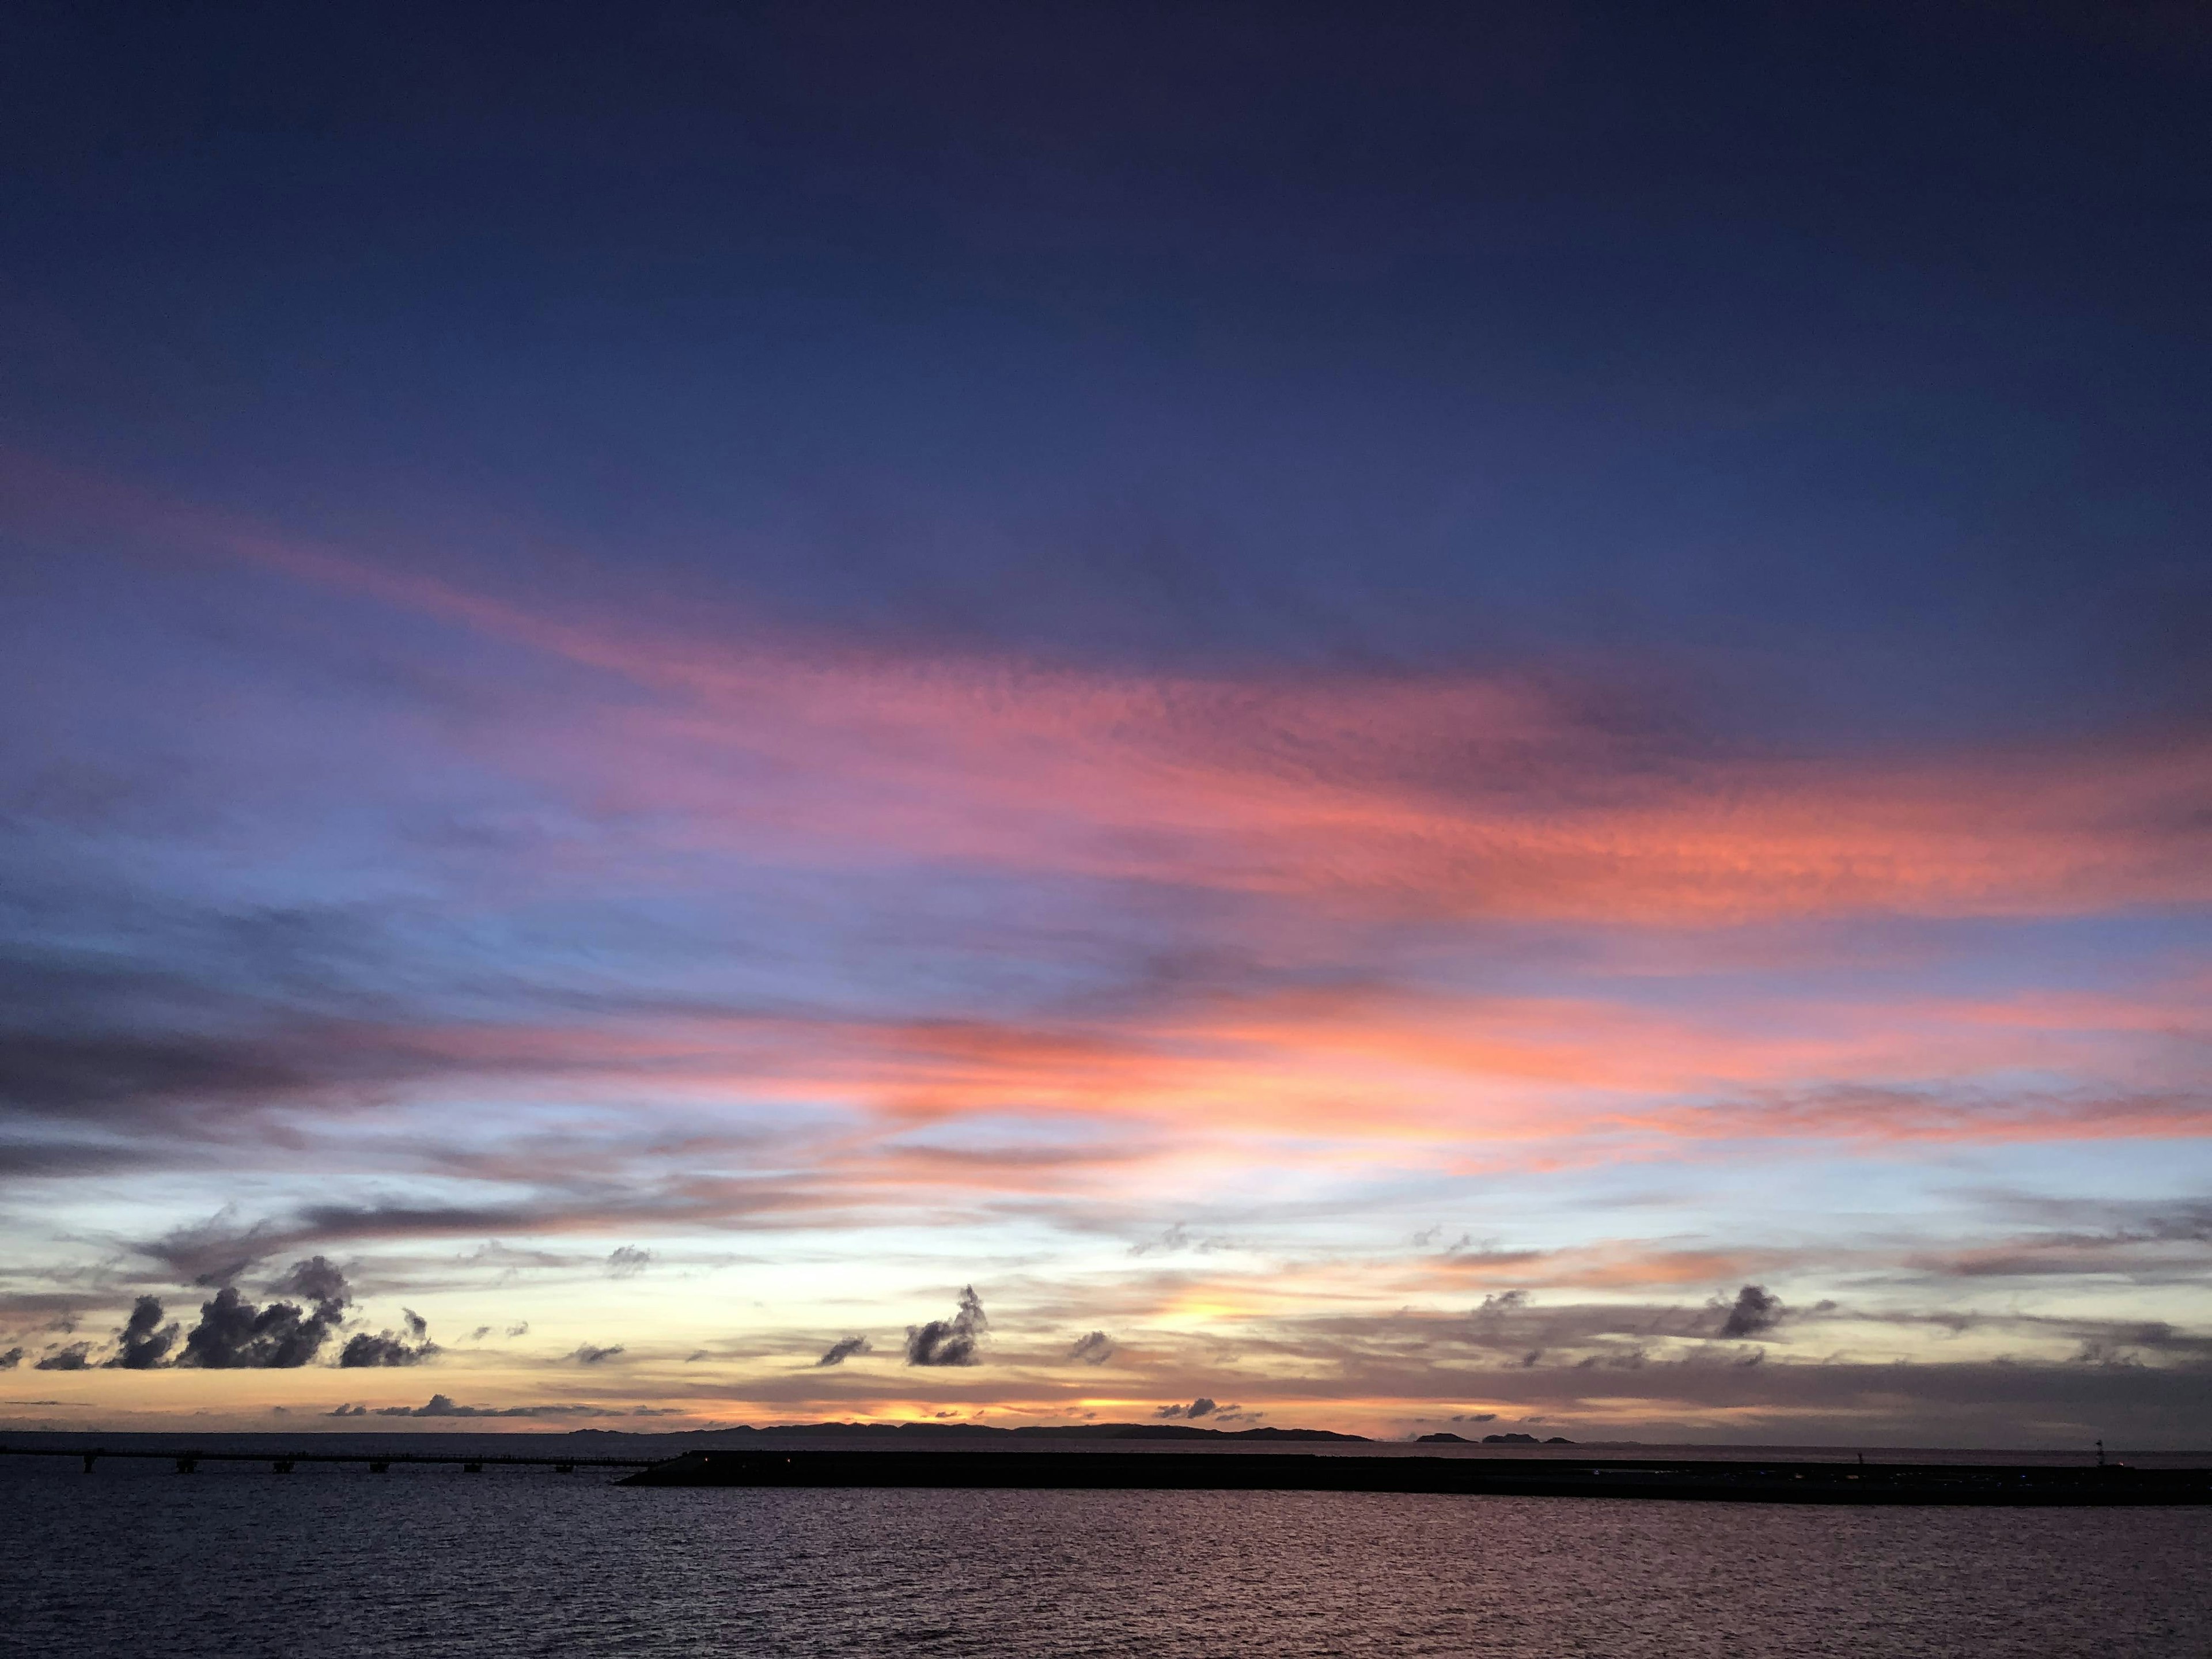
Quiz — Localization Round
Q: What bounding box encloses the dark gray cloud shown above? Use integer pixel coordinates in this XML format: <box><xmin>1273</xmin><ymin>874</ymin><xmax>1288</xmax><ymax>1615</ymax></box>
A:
<box><xmin>369</xmin><ymin>1392</ymin><xmax>668</xmax><ymax>1418</ymax></box>
<box><xmin>177</xmin><ymin>1285</ymin><xmax>337</xmax><ymax>1368</ymax></box>
<box><xmin>0</xmin><ymin>1347</ymin><xmax>21</xmax><ymax>1368</ymax></box>
<box><xmin>1861</xmin><ymin>1308</ymin><xmax>2212</xmax><ymax>1366</ymax></box>
<box><xmin>1575</xmin><ymin>1347</ymin><xmax>1650</xmax><ymax>1370</ymax></box>
<box><xmin>0</xmin><ymin>925</ymin><xmax>490</xmax><ymax>1164</ymax></box>
<box><xmin>105</xmin><ymin>1296</ymin><xmax>179</xmax><ymax>1369</ymax></box>
<box><xmin>570</xmin><ymin>1343</ymin><xmax>624</xmax><ymax>1364</ymax></box>
<box><xmin>1969</xmin><ymin>1194</ymin><xmax>2212</xmax><ymax>1243</ymax></box>
<box><xmin>338</xmin><ymin>1306</ymin><xmax>440</xmax><ymax>1368</ymax></box>
<box><xmin>904</xmin><ymin>1285</ymin><xmax>986</xmax><ymax>1367</ymax></box>
<box><xmin>327</xmin><ymin>1402</ymin><xmax>367</xmax><ymax>1416</ymax></box>
<box><xmin>1263</xmin><ymin>1293</ymin><xmax>2212</xmax><ymax>1398</ymax></box>
<box><xmin>1301</xmin><ymin>1293</ymin><xmax>1703</xmax><ymax>1361</ymax></box>
<box><xmin>1180</xmin><ymin>1294</ymin><xmax>2212</xmax><ymax>1441</ymax></box>
<box><xmin>194</xmin><ymin>1188</ymin><xmax>790</xmax><ymax>1264</ymax></box>
<box><xmin>1899</xmin><ymin>1205</ymin><xmax>2212</xmax><ymax>1283</ymax></box>
<box><xmin>0</xmin><ymin>912</ymin><xmax>505</xmax><ymax>1141</ymax></box>
<box><xmin>1717</xmin><ymin>1285</ymin><xmax>1785</xmax><ymax>1340</ymax></box>
<box><xmin>35</xmin><ymin>1342</ymin><xmax>90</xmax><ymax>1370</ymax></box>
<box><xmin>389</xmin><ymin>1392</ymin><xmax>512</xmax><ymax>1416</ymax></box>
<box><xmin>1067</xmin><ymin>1330</ymin><xmax>1115</xmax><ymax>1365</ymax></box>
<box><xmin>1156</xmin><ymin>1396</ymin><xmax>1219</xmax><ymax>1419</ymax></box>
<box><xmin>139</xmin><ymin>1209</ymin><xmax>285</xmax><ymax>1287</ymax></box>
<box><xmin>176</xmin><ymin>1258</ymin><xmax>350</xmax><ymax>1368</ymax></box>
<box><xmin>2</xmin><ymin>920</ymin><xmax>830</xmax><ymax>1275</ymax></box>
<box><xmin>816</xmin><ymin>1335</ymin><xmax>871</xmax><ymax>1367</ymax></box>
<box><xmin>605</xmin><ymin>1246</ymin><xmax>653</xmax><ymax>1278</ymax></box>
<box><xmin>134</xmin><ymin>1199</ymin><xmax>681</xmax><ymax>1286</ymax></box>
<box><xmin>0</xmin><ymin>1027</ymin><xmax>322</xmax><ymax>1124</ymax></box>
<box><xmin>274</xmin><ymin>1256</ymin><xmax>351</xmax><ymax>1305</ymax></box>
<box><xmin>0</xmin><ymin>1139</ymin><xmax>168</xmax><ymax>1177</ymax></box>
<box><xmin>50</xmin><ymin>1244</ymin><xmax>455</xmax><ymax>1373</ymax></box>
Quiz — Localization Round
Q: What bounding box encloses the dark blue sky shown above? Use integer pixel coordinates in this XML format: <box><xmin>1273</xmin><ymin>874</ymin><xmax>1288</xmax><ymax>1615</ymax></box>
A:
<box><xmin>6</xmin><ymin>2</ymin><xmax>2208</xmax><ymax>737</ymax></box>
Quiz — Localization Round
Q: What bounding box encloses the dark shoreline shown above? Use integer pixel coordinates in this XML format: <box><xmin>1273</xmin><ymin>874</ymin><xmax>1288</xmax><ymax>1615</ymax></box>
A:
<box><xmin>623</xmin><ymin>1449</ymin><xmax>2212</xmax><ymax>1506</ymax></box>
<box><xmin>9</xmin><ymin>1434</ymin><xmax>2210</xmax><ymax>1503</ymax></box>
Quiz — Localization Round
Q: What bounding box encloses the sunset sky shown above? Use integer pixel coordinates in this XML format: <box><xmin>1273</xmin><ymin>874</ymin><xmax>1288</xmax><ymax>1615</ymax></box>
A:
<box><xmin>3</xmin><ymin>2</ymin><xmax>2208</xmax><ymax>1445</ymax></box>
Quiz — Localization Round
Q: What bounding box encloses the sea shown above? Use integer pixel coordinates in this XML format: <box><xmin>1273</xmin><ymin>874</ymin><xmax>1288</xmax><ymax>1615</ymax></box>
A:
<box><xmin>3</xmin><ymin>1436</ymin><xmax>2207</xmax><ymax>1657</ymax></box>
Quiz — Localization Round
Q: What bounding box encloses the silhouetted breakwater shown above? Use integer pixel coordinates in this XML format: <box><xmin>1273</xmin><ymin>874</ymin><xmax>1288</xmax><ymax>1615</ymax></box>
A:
<box><xmin>622</xmin><ymin>1449</ymin><xmax>2212</xmax><ymax>1505</ymax></box>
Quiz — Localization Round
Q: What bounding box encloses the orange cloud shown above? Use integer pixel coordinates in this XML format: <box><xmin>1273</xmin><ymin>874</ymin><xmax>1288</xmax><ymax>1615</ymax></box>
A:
<box><xmin>241</xmin><ymin>952</ymin><xmax>2205</xmax><ymax>1201</ymax></box>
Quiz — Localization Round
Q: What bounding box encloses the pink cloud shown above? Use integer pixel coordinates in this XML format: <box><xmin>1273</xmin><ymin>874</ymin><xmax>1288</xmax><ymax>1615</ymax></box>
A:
<box><xmin>6</xmin><ymin>458</ymin><xmax>2203</xmax><ymax>929</ymax></box>
<box><xmin>248</xmin><ymin>547</ymin><xmax>2209</xmax><ymax>929</ymax></box>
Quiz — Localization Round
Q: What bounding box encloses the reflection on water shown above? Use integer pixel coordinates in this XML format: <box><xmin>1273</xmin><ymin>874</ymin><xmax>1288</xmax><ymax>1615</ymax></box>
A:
<box><xmin>3</xmin><ymin>1456</ymin><xmax>2207</xmax><ymax>1657</ymax></box>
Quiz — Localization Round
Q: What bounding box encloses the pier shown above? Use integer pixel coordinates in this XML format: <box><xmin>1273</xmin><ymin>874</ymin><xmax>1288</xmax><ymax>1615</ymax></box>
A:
<box><xmin>1</xmin><ymin>1445</ymin><xmax>657</xmax><ymax>1475</ymax></box>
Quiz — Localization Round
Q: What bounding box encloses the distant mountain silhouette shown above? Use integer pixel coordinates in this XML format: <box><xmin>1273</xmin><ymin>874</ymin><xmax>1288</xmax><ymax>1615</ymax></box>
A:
<box><xmin>1418</xmin><ymin>1430</ymin><xmax>1576</xmax><ymax>1445</ymax></box>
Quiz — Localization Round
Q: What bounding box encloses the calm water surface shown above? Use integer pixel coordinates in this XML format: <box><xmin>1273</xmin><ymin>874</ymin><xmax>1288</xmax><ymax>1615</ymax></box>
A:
<box><xmin>4</xmin><ymin>1457</ymin><xmax>2206</xmax><ymax>1657</ymax></box>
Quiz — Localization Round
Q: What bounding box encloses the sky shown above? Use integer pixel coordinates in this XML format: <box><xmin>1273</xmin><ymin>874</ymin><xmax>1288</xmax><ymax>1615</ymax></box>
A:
<box><xmin>2</xmin><ymin>1</ymin><xmax>2208</xmax><ymax>1445</ymax></box>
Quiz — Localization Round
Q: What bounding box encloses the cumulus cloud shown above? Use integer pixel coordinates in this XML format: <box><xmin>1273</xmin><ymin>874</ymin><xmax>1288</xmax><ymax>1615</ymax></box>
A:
<box><xmin>327</xmin><ymin>1403</ymin><xmax>368</xmax><ymax>1416</ymax></box>
<box><xmin>605</xmin><ymin>1246</ymin><xmax>653</xmax><ymax>1279</ymax></box>
<box><xmin>1157</xmin><ymin>1396</ymin><xmax>1218</xmax><ymax>1419</ymax></box>
<box><xmin>177</xmin><ymin>1257</ymin><xmax>351</xmax><ymax>1368</ymax></box>
<box><xmin>105</xmin><ymin>1296</ymin><xmax>179</xmax><ymax>1369</ymax></box>
<box><xmin>0</xmin><ymin>1347</ymin><xmax>22</xmax><ymax>1368</ymax></box>
<box><xmin>1067</xmin><ymin>1330</ymin><xmax>1115</xmax><ymax>1365</ymax></box>
<box><xmin>35</xmin><ymin>1342</ymin><xmax>91</xmax><ymax>1370</ymax></box>
<box><xmin>177</xmin><ymin>1286</ymin><xmax>339</xmax><ymax>1368</ymax></box>
<box><xmin>904</xmin><ymin>1286</ymin><xmax>986</xmax><ymax>1367</ymax></box>
<box><xmin>338</xmin><ymin>1307</ymin><xmax>441</xmax><ymax>1368</ymax></box>
<box><xmin>1716</xmin><ymin>1284</ymin><xmax>1785</xmax><ymax>1340</ymax></box>
<box><xmin>570</xmin><ymin>1343</ymin><xmax>624</xmax><ymax>1364</ymax></box>
<box><xmin>816</xmin><ymin>1335</ymin><xmax>872</xmax><ymax>1367</ymax></box>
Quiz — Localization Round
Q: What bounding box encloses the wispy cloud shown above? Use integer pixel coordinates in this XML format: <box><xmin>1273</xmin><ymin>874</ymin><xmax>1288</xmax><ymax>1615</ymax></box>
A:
<box><xmin>1</xmin><ymin>492</ymin><xmax>2206</xmax><ymax>1440</ymax></box>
